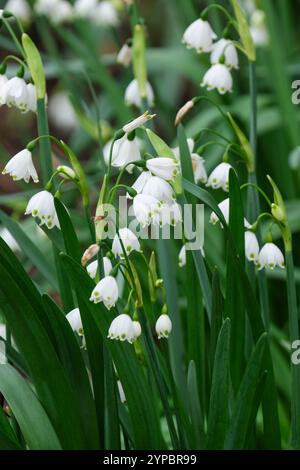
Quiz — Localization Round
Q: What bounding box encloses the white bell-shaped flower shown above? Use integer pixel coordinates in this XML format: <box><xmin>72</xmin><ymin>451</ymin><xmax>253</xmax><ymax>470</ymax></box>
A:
<box><xmin>112</xmin><ymin>227</ymin><xmax>141</xmax><ymax>258</ymax></box>
<box><xmin>103</xmin><ymin>135</ymin><xmax>141</xmax><ymax>173</ymax></box>
<box><xmin>210</xmin><ymin>39</ymin><xmax>239</xmax><ymax>70</ymax></box>
<box><xmin>146</xmin><ymin>157</ymin><xmax>179</xmax><ymax>181</ymax></box>
<box><xmin>4</xmin><ymin>0</ymin><xmax>31</xmax><ymax>22</ymax></box>
<box><xmin>26</xmin><ymin>83</ymin><xmax>37</xmax><ymax>113</ymax></box>
<box><xmin>5</xmin><ymin>77</ymin><xmax>29</xmax><ymax>112</ymax></box>
<box><xmin>48</xmin><ymin>0</ymin><xmax>73</xmax><ymax>24</ymax></box>
<box><xmin>250</xmin><ymin>10</ymin><xmax>269</xmax><ymax>47</ymax></box>
<box><xmin>73</xmin><ymin>0</ymin><xmax>97</xmax><ymax>17</ymax></box>
<box><xmin>49</xmin><ymin>91</ymin><xmax>78</xmax><ymax>131</ymax></box>
<box><xmin>192</xmin><ymin>154</ymin><xmax>207</xmax><ymax>184</ymax></box>
<box><xmin>125</xmin><ymin>79</ymin><xmax>154</xmax><ymax>108</ymax></box>
<box><xmin>182</xmin><ymin>18</ymin><xmax>217</xmax><ymax>53</ymax></box>
<box><xmin>245</xmin><ymin>231</ymin><xmax>259</xmax><ymax>262</ymax></box>
<box><xmin>127</xmin><ymin>171</ymin><xmax>152</xmax><ymax>198</ymax></box>
<box><xmin>142</xmin><ymin>176</ymin><xmax>174</xmax><ymax>203</ymax></box>
<box><xmin>207</xmin><ymin>162</ymin><xmax>232</xmax><ymax>191</ymax></box>
<box><xmin>94</xmin><ymin>1</ymin><xmax>119</xmax><ymax>26</ymax></box>
<box><xmin>257</xmin><ymin>243</ymin><xmax>285</xmax><ymax>270</ymax></box>
<box><xmin>172</xmin><ymin>138</ymin><xmax>194</xmax><ymax>161</ymax></box>
<box><xmin>160</xmin><ymin>201</ymin><xmax>182</xmax><ymax>227</ymax></box>
<box><xmin>210</xmin><ymin>198</ymin><xmax>250</xmax><ymax>228</ymax></box>
<box><xmin>2</xmin><ymin>149</ymin><xmax>38</xmax><ymax>183</ymax></box>
<box><xmin>0</xmin><ymin>74</ymin><xmax>8</xmax><ymax>106</ymax></box>
<box><xmin>133</xmin><ymin>193</ymin><xmax>162</xmax><ymax>227</ymax></box>
<box><xmin>155</xmin><ymin>314</ymin><xmax>172</xmax><ymax>339</ymax></box>
<box><xmin>117</xmin><ymin>43</ymin><xmax>132</xmax><ymax>67</ymax></box>
<box><xmin>178</xmin><ymin>245</ymin><xmax>186</xmax><ymax>267</ymax></box>
<box><xmin>108</xmin><ymin>314</ymin><xmax>135</xmax><ymax>343</ymax></box>
<box><xmin>87</xmin><ymin>256</ymin><xmax>112</xmax><ymax>279</ymax></box>
<box><xmin>66</xmin><ymin>308</ymin><xmax>83</xmax><ymax>336</ymax></box>
<box><xmin>25</xmin><ymin>190</ymin><xmax>60</xmax><ymax>229</ymax></box>
<box><xmin>201</xmin><ymin>64</ymin><xmax>233</xmax><ymax>95</ymax></box>
<box><xmin>90</xmin><ymin>275</ymin><xmax>119</xmax><ymax>309</ymax></box>
<box><xmin>132</xmin><ymin>320</ymin><xmax>142</xmax><ymax>340</ymax></box>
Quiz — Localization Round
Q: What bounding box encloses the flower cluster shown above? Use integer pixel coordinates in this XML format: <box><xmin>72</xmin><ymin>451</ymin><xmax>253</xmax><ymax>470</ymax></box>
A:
<box><xmin>182</xmin><ymin>18</ymin><xmax>239</xmax><ymax>94</ymax></box>
<box><xmin>210</xmin><ymin>197</ymin><xmax>285</xmax><ymax>270</ymax></box>
<box><xmin>0</xmin><ymin>75</ymin><xmax>37</xmax><ymax>113</ymax></box>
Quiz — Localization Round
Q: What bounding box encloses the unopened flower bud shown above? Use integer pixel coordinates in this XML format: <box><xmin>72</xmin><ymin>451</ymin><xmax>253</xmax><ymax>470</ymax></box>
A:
<box><xmin>175</xmin><ymin>100</ymin><xmax>194</xmax><ymax>126</ymax></box>
<box><xmin>271</xmin><ymin>203</ymin><xmax>286</xmax><ymax>223</ymax></box>
<box><xmin>81</xmin><ymin>243</ymin><xmax>99</xmax><ymax>266</ymax></box>
<box><xmin>57</xmin><ymin>165</ymin><xmax>77</xmax><ymax>180</ymax></box>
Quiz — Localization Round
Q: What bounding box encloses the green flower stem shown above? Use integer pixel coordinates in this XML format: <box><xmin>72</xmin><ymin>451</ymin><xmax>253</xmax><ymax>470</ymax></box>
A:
<box><xmin>2</xmin><ymin>17</ymin><xmax>24</xmax><ymax>57</ymax></box>
<box><xmin>36</xmin><ymin>99</ymin><xmax>53</xmax><ymax>185</ymax></box>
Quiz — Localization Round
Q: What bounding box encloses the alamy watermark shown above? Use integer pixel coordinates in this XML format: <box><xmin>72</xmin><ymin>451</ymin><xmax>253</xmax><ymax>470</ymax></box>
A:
<box><xmin>291</xmin><ymin>80</ymin><xmax>300</xmax><ymax>104</ymax></box>
<box><xmin>97</xmin><ymin>196</ymin><xmax>205</xmax><ymax>252</ymax></box>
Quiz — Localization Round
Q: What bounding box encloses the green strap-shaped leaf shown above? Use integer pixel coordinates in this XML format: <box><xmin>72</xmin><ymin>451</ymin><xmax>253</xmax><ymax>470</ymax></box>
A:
<box><xmin>0</xmin><ymin>364</ymin><xmax>61</xmax><ymax>450</ymax></box>
<box><xmin>206</xmin><ymin>319</ymin><xmax>231</xmax><ymax>449</ymax></box>
<box><xmin>0</xmin><ymin>210</ymin><xmax>57</xmax><ymax>290</ymax></box>
<box><xmin>224</xmin><ymin>333</ymin><xmax>268</xmax><ymax>449</ymax></box>
<box><xmin>60</xmin><ymin>253</ymin><xmax>164</xmax><ymax>450</ymax></box>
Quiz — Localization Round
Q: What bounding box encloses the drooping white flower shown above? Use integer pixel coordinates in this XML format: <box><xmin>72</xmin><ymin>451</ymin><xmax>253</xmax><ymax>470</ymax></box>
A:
<box><xmin>48</xmin><ymin>91</ymin><xmax>78</xmax><ymax>131</ymax></box>
<box><xmin>122</xmin><ymin>111</ymin><xmax>156</xmax><ymax>133</ymax></box>
<box><xmin>155</xmin><ymin>314</ymin><xmax>172</xmax><ymax>339</ymax></box>
<box><xmin>132</xmin><ymin>320</ymin><xmax>142</xmax><ymax>340</ymax></box>
<box><xmin>4</xmin><ymin>0</ymin><xmax>30</xmax><ymax>22</ymax></box>
<box><xmin>160</xmin><ymin>201</ymin><xmax>182</xmax><ymax>227</ymax></box>
<box><xmin>4</xmin><ymin>77</ymin><xmax>29</xmax><ymax>112</ymax></box>
<box><xmin>245</xmin><ymin>231</ymin><xmax>259</xmax><ymax>262</ymax></box>
<box><xmin>112</xmin><ymin>227</ymin><xmax>141</xmax><ymax>258</ymax></box>
<box><xmin>49</xmin><ymin>0</ymin><xmax>73</xmax><ymax>23</ymax></box>
<box><xmin>182</xmin><ymin>18</ymin><xmax>217</xmax><ymax>53</ymax></box>
<box><xmin>210</xmin><ymin>39</ymin><xmax>239</xmax><ymax>70</ymax></box>
<box><xmin>207</xmin><ymin>162</ymin><xmax>233</xmax><ymax>192</ymax></box>
<box><xmin>0</xmin><ymin>227</ymin><xmax>20</xmax><ymax>252</ymax></box>
<box><xmin>26</xmin><ymin>83</ymin><xmax>37</xmax><ymax>113</ymax></box>
<box><xmin>201</xmin><ymin>64</ymin><xmax>233</xmax><ymax>95</ymax></box>
<box><xmin>66</xmin><ymin>307</ymin><xmax>83</xmax><ymax>335</ymax></box>
<box><xmin>257</xmin><ymin>243</ymin><xmax>285</xmax><ymax>270</ymax></box>
<box><xmin>2</xmin><ymin>149</ymin><xmax>38</xmax><ymax>183</ymax></box>
<box><xmin>125</xmin><ymin>79</ymin><xmax>154</xmax><ymax>108</ymax></box>
<box><xmin>172</xmin><ymin>138</ymin><xmax>194</xmax><ymax>161</ymax></box>
<box><xmin>94</xmin><ymin>1</ymin><xmax>119</xmax><ymax>26</ymax></box>
<box><xmin>146</xmin><ymin>157</ymin><xmax>180</xmax><ymax>181</ymax></box>
<box><xmin>25</xmin><ymin>190</ymin><xmax>60</xmax><ymax>229</ymax></box>
<box><xmin>0</xmin><ymin>75</ymin><xmax>8</xmax><ymax>106</ymax></box>
<box><xmin>132</xmin><ymin>193</ymin><xmax>162</xmax><ymax>227</ymax></box>
<box><xmin>112</xmin><ymin>136</ymin><xmax>141</xmax><ymax>173</ymax></box>
<box><xmin>73</xmin><ymin>0</ymin><xmax>97</xmax><ymax>17</ymax></box>
<box><xmin>250</xmin><ymin>10</ymin><xmax>269</xmax><ymax>47</ymax></box>
<box><xmin>142</xmin><ymin>176</ymin><xmax>174</xmax><ymax>203</ymax></box>
<box><xmin>128</xmin><ymin>171</ymin><xmax>152</xmax><ymax>198</ymax></box>
<box><xmin>87</xmin><ymin>256</ymin><xmax>112</xmax><ymax>279</ymax></box>
<box><xmin>210</xmin><ymin>198</ymin><xmax>250</xmax><ymax>228</ymax></box>
<box><xmin>117</xmin><ymin>43</ymin><xmax>132</xmax><ymax>67</ymax></box>
<box><xmin>90</xmin><ymin>275</ymin><xmax>119</xmax><ymax>309</ymax></box>
<box><xmin>192</xmin><ymin>154</ymin><xmax>207</xmax><ymax>184</ymax></box>
<box><xmin>107</xmin><ymin>314</ymin><xmax>135</xmax><ymax>343</ymax></box>
<box><xmin>178</xmin><ymin>245</ymin><xmax>186</xmax><ymax>267</ymax></box>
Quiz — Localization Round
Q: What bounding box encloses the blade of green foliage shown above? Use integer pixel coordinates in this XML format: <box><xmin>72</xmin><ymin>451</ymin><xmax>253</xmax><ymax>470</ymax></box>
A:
<box><xmin>0</xmin><ymin>210</ymin><xmax>57</xmax><ymax>290</ymax></box>
<box><xmin>0</xmin><ymin>364</ymin><xmax>61</xmax><ymax>450</ymax></box>
<box><xmin>60</xmin><ymin>253</ymin><xmax>163</xmax><ymax>450</ymax></box>
<box><xmin>0</xmin><ymin>243</ymin><xmax>88</xmax><ymax>449</ymax></box>
<box><xmin>206</xmin><ymin>319</ymin><xmax>231</xmax><ymax>449</ymax></box>
<box><xmin>42</xmin><ymin>295</ymin><xmax>99</xmax><ymax>449</ymax></box>
<box><xmin>187</xmin><ymin>361</ymin><xmax>205</xmax><ymax>449</ymax></box>
<box><xmin>224</xmin><ymin>333</ymin><xmax>268</xmax><ymax>449</ymax></box>
<box><xmin>225</xmin><ymin>169</ymin><xmax>246</xmax><ymax>391</ymax></box>
<box><xmin>54</xmin><ymin>197</ymin><xmax>105</xmax><ymax>448</ymax></box>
